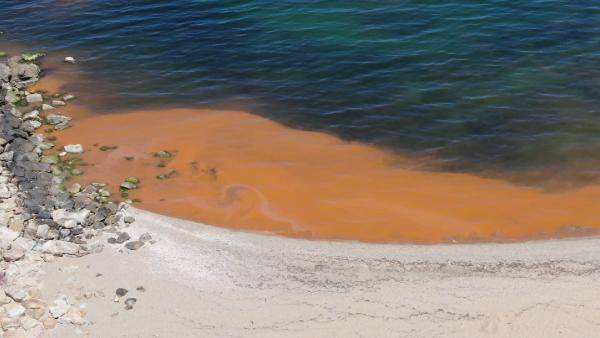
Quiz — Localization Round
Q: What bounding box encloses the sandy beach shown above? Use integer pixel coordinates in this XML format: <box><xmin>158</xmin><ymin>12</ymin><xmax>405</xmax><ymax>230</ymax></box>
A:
<box><xmin>43</xmin><ymin>207</ymin><xmax>600</xmax><ymax>337</ymax></box>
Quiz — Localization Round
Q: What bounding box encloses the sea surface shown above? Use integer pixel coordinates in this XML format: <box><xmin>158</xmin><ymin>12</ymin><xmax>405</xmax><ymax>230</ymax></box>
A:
<box><xmin>2</xmin><ymin>0</ymin><xmax>600</xmax><ymax>186</ymax></box>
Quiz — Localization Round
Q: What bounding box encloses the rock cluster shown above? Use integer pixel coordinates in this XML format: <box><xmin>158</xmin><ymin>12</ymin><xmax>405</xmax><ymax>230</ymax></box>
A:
<box><xmin>0</xmin><ymin>53</ymin><xmax>128</xmax><ymax>336</ymax></box>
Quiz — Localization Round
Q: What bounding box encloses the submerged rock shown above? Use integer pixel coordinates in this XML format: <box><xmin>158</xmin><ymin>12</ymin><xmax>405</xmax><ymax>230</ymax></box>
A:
<box><xmin>64</xmin><ymin>56</ymin><xmax>76</xmax><ymax>64</ymax></box>
<box><xmin>25</xmin><ymin>93</ymin><xmax>43</xmax><ymax>104</ymax></box>
<box><xmin>63</xmin><ymin>144</ymin><xmax>83</xmax><ymax>154</ymax></box>
<box><xmin>45</xmin><ymin>113</ymin><xmax>72</xmax><ymax>125</ymax></box>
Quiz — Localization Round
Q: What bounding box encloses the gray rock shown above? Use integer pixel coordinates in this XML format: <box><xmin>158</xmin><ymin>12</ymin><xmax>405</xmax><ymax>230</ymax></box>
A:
<box><xmin>139</xmin><ymin>232</ymin><xmax>152</xmax><ymax>242</ymax></box>
<box><xmin>11</xmin><ymin>62</ymin><xmax>40</xmax><ymax>80</ymax></box>
<box><xmin>124</xmin><ymin>241</ymin><xmax>144</xmax><ymax>250</ymax></box>
<box><xmin>115</xmin><ymin>288</ymin><xmax>128</xmax><ymax>297</ymax></box>
<box><xmin>124</xmin><ymin>298</ymin><xmax>137</xmax><ymax>310</ymax></box>
<box><xmin>36</xmin><ymin>224</ymin><xmax>49</xmax><ymax>239</ymax></box>
<box><xmin>42</xmin><ymin>103</ymin><xmax>54</xmax><ymax>110</ymax></box>
<box><xmin>115</xmin><ymin>232</ymin><xmax>130</xmax><ymax>244</ymax></box>
<box><xmin>0</xmin><ymin>63</ymin><xmax>10</xmax><ymax>81</ymax></box>
<box><xmin>45</xmin><ymin>113</ymin><xmax>71</xmax><ymax>125</ymax></box>
<box><xmin>51</xmin><ymin>99</ymin><xmax>66</xmax><ymax>106</ymax></box>
<box><xmin>123</xmin><ymin>216</ymin><xmax>135</xmax><ymax>224</ymax></box>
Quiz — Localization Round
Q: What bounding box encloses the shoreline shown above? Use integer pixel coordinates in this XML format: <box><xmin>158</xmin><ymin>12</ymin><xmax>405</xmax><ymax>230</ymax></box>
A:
<box><xmin>48</xmin><ymin>206</ymin><xmax>600</xmax><ymax>337</ymax></box>
<box><xmin>3</xmin><ymin>43</ymin><xmax>599</xmax><ymax>245</ymax></box>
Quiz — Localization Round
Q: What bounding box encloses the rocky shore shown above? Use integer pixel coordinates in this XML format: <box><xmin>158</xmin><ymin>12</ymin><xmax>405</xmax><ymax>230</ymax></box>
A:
<box><xmin>0</xmin><ymin>53</ymin><xmax>147</xmax><ymax>336</ymax></box>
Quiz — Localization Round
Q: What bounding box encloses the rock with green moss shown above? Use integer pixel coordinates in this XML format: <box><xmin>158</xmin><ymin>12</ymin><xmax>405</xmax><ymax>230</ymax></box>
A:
<box><xmin>41</xmin><ymin>155</ymin><xmax>59</xmax><ymax>164</ymax></box>
<box><xmin>120</xmin><ymin>181</ymin><xmax>137</xmax><ymax>190</ymax></box>
<box><xmin>98</xmin><ymin>189</ymin><xmax>110</xmax><ymax>197</ymax></box>
<box><xmin>21</xmin><ymin>52</ymin><xmax>46</xmax><ymax>62</ymax></box>
<box><xmin>124</xmin><ymin>177</ymin><xmax>140</xmax><ymax>185</ymax></box>
<box><xmin>0</xmin><ymin>52</ymin><xmax>6</xmax><ymax>58</ymax></box>
<box><xmin>70</xmin><ymin>168</ymin><xmax>83</xmax><ymax>176</ymax></box>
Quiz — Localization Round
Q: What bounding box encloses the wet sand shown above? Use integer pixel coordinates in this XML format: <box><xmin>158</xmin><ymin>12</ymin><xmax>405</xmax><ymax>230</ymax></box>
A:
<box><xmin>45</xmin><ymin>207</ymin><xmax>600</xmax><ymax>337</ymax></box>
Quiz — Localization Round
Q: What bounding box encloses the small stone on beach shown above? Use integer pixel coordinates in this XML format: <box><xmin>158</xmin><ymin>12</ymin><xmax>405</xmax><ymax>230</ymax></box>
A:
<box><xmin>124</xmin><ymin>298</ymin><xmax>137</xmax><ymax>310</ymax></box>
<box><xmin>115</xmin><ymin>288</ymin><xmax>128</xmax><ymax>297</ymax></box>
<box><xmin>64</xmin><ymin>56</ymin><xmax>76</xmax><ymax>64</ymax></box>
<box><xmin>124</xmin><ymin>241</ymin><xmax>144</xmax><ymax>250</ymax></box>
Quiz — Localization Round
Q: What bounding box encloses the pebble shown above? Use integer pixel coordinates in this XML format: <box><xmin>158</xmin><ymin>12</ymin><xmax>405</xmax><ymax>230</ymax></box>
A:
<box><xmin>115</xmin><ymin>288</ymin><xmax>128</xmax><ymax>297</ymax></box>
<box><xmin>124</xmin><ymin>298</ymin><xmax>137</xmax><ymax>310</ymax></box>
<box><xmin>51</xmin><ymin>100</ymin><xmax>65</xmax><ymax>106</ymax></box>
<box><xmin>63</xmin><ymin>144</ymin><xmax>83</xmax><ymax>154</ymax></box>
<box><xmin>41</xmin><ymin>104</ymin><xmax>54</xmax><ymax>110</ymax></box>
<box><xmin>123</xmin><ymin>216</ymin><xmax>135</xmax><ymax>224</ymax></box>
<box><xmin>136</xmin><ymin>286</ymin><xmax>145</xmax><ymax>292</ymax></box>
<box><xmin>63</xmin><ymin>94</ymin><xmax>76</xmax><ymax>101</ymax></box>
<box><xmin>64</xmin><ymin>56</ymin><xmax>76</xmax><ymax>64</ymax></box>
<box><xmin>139</xmin><ymin>232</ymin><xmax>152</xmax><ymax>242</ymax></box>
<box><xmin>115</xmin><ymin>232</ymin><xmax>130</xmax><ymax>244</ymax></box>
<box><xmin>124</xmin><ymin>241</ymin><xmax>144</xmax><ymax>250</ymax></box>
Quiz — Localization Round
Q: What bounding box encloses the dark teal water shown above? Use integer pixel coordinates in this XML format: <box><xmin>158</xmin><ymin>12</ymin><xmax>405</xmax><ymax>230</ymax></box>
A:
<box><xmin>2</xmin><ymin>1</ymin><xmax>600</xmax><ymax>185</ymax></box>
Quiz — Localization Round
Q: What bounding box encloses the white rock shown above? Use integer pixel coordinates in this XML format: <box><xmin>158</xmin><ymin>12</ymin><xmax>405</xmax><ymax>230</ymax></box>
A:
<box><xmin>64</xmin><ymin>57</ymin><xmax>76</xmax><ymax>64</ymax></box>
<box><xmin>4</xmin><ymin>286</ymin><xmax>28</xmax><ymax>302</ymax></box>
<box><xmin>25</xmin><ymin>93</ymin><xmax>43</xmax><ymax>104</ymax></box>
<box><xmin>51</xmin><ymin>100</ymin><xmax>65</xmax><ymax>106</ymax></box>
<box><xmin>0</xmin><ymin>227</ymin><xmax>19</xmax><ymax>242</ymax></box>
<box><xmin>48</xmin><ymin>297</ymin><xmax>69</xmax><ymax>318</ymax></box>
<box><xmin>59</xmin><ymin>307</ymin><xmax>85</xmax><ymax>325</ymax></box>
<box><xmin>13</xmin><ymin>237</ymin><xmax>35</xmax><ymax>251</ymax></box>
<box><xmin>41</xmin><ymin>104</ymin><xmax>54</xmax><ymax>110</ymax></box>
<box><xmin>22</xmin><ymin>110</ymin><xmax>39</xmax><ymax>120</ymax></box>
<box><xmin>62</xmin><ymin>219</ymin><xmax>77</xmax><ymax>229</ymax></box>
<box><xmin>3</xmin><ymin>302</ymin><xmax>26</xmax><ymax>318</ymax></box>
<box><xmin>51</xmin><ymin>209</ymin><xmax>90</xmax><ymax>225</ymax></box>
<box><xmin>63</xmin><ymin>94</ymin><xmax>76</xmax><ymax>101</ymax></box>
<box><xmin>38</xmin><ymin>240</ymin><xmax>80</xmax><ymax>256</ymax></box>
<box><xmin>63</xmin><ymin>144</ymin><xmax>83</xmax><ymax>154</ymax></box>
<box><xmin>20</xmin><ymin>316</ymin><xmax>39</xmax><ymax>330</ymax></box>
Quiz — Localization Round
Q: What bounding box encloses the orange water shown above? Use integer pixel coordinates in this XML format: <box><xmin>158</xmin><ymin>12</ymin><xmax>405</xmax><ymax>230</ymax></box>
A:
<box><xmin>27</xmin><ymin>63</ymin><xmax>600</xmax><ymax>244</ymax></box>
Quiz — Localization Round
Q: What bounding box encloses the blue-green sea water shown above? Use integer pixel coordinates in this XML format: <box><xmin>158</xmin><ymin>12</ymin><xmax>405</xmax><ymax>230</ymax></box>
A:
<box><xmin>1</xmin><ymin>1</ymin><xmax>600</xmax><ymax>186</ymax></box>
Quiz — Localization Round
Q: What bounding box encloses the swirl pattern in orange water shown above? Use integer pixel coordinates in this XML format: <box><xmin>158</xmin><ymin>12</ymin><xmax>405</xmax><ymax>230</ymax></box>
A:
<box><xmin>52</xmin><ymin>107</ymin><xmax>600</xmax><ymax>243</ymax></box>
